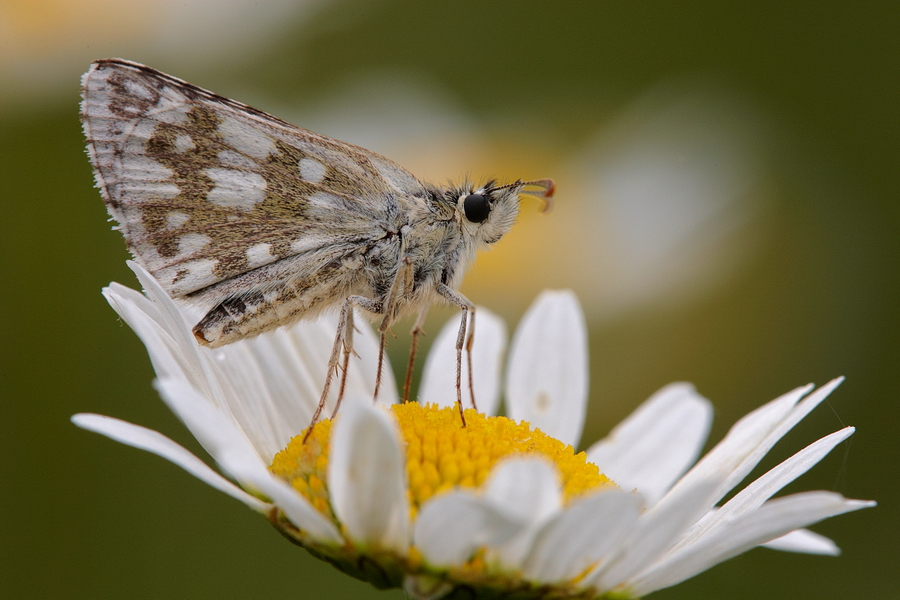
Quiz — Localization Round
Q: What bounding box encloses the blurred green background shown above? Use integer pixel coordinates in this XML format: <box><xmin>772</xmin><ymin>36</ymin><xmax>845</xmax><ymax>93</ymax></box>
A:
<box><xmin>1</xmin><ymin>1</ymin><xmax>896</xmax><ymax>598</ymax></box>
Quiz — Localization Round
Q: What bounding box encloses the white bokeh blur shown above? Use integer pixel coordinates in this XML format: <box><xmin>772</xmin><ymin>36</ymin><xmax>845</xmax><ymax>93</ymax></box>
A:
<box><xmin>293</xmin><ymin>74</ymin><xmax>771</xmax><ymax>323</ymax></box>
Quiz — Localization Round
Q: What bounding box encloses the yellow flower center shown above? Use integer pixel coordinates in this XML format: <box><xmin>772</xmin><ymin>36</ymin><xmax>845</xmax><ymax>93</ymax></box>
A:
<box><xmin>269</xmin><ymin>403</ymin><xmax>612</xmax><ymax>523</ymax></box>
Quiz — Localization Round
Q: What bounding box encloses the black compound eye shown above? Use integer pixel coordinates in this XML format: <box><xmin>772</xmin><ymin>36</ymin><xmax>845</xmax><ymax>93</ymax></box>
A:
<box><xmin>463</xmin><ymin>193</ymin><xmax>491</xmax><ymax>223</ymax></box>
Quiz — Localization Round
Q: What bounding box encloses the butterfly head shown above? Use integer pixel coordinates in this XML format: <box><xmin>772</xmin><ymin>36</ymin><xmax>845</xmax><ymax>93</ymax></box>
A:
<box><xmin>454</xmin><ymin>178</ymin><xmax>555</xmax><ymax>245</ymax></box>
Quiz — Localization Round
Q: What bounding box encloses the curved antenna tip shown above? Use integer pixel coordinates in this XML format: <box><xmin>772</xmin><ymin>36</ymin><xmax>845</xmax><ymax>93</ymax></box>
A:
<box><xmin>520</xmin><ymin>178</ymin><xmax>555</xmax><ymax>213</ymax></box>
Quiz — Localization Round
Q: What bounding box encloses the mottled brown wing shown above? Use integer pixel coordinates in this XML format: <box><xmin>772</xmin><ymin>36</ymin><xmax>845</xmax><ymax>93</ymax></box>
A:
<box><xmin>81</xmin><ymin>58</ymin><xmax>429</xmax><ymax>297</ymax></box>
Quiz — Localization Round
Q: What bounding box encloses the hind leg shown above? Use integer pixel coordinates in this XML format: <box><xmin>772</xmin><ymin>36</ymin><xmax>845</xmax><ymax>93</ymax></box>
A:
<box><xmin>402</xmin><ymin>307</ymin><xmax>430</xmax><ymax>403</ymax></box>
<box><xmin>304</xmin><ymin>294</ymin><xmax>382</xmax><ymax>441</ymax></box>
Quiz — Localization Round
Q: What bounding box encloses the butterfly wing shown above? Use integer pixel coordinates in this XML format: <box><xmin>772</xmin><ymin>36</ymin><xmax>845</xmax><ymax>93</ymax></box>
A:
<box><xmin>81</xmin><ymin>59</ymin><xmax>430</xmax><ymax>299</ymax></box>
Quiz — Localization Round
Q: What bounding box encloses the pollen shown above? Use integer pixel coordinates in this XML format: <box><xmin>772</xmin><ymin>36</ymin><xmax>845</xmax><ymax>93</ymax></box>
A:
<box><xmin>269</xmin><ymin>403</ymin><xmax>612</xmax><ymax>522</ymax></box>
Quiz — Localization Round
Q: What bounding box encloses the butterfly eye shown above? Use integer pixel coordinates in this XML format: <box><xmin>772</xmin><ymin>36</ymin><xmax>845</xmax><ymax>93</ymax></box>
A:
<box><xmin>463</xmin><ymin>193</ymin><xmax>491</xmax><ymax>223</ymax></box>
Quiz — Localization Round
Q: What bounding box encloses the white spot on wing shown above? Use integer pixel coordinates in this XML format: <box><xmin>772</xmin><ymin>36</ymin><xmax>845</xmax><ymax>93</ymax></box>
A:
<box><xmin>245</xmin><ymin>242</ymin><xmax>274</xmax><ymax>268</ymax></box>
<box><xmin>206</xmin><ymin>168</ymin><xmax>266</xmax><ymax>210</ymax></box>
<box><xmin>218</xmin><ymin>150</ymin><xmax>257</xmax><ymax>169</ymax></box>
<box><xmin>291</xmin><ymin>234</ymin><xmax>328</xmax><ymax>254</ymax></box>
<box><xmin>219</xmin><ymin>115</ymin><xmax>276</xmax><ymax>159</ymax></box>
<box><xmin>178</xmin><ymin>233</ymin><xmax>212</xmax><ymax>255</ymax></box>
<box><xmin>166</xmin><ymin>212</ymin><xmax>190</xmax><ymax>229</ymax></box>
<box><xmin>298</xmin><ymin>158</ymin><xmax>326</xmax><ymax>183</ymax></box>
<box><xmin>187</xmin><ymin>259</ymin><xmax>217</xmax><ymax>280</ymax></box>
<box><xmin>174</xmin><ymin>135</ymin><xmax>194</xmax><ymax>153</ymax></box>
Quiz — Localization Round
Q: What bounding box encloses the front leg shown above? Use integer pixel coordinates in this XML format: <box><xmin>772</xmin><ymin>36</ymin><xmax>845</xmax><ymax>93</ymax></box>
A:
<box><xmin>436</xmin><ymin>284</ymin><xmax>476</xmax><ymax>425</ymax></box>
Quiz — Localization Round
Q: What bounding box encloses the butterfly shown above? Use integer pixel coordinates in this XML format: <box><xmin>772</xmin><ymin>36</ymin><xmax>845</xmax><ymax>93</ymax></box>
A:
<box><xmin>80</xmin><ymin>58</ymin><xmax>554</xmax><ymax>427</ymax></box>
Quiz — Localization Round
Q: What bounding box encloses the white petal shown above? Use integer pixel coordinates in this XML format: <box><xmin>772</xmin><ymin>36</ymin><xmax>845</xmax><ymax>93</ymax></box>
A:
<box><xmin>685</xmin><ymin>427</ymin><xmax>855</xmax><ymax>545</ymax></box>
<box><xmin>659</xmin><ymin>379</ymin><xmax>842</xmax><ymax>513</ymax></box>
<box><xmin>505</xmin><ymin>290</ymin><xmax>588</xmax><ymax>447</ymax></box>
<box><xmin>586</xmin><ymin>383</ymin><xmax>712</xmax><ymax>505</ymax></box>
<box><xmin>103</xmin><ymin>280</ymin><xmax>205</xmax><ymax>391</ymax></box>
<box><xmin>125</xmin><ymin>262</ymin><xmax>212</xmax><ymax>383</ymax></box>
<box><xmin>108</xmin><ymin>266</ymin><xmax>264</xmax><ymax>452</ymax></box>
<box><xmin>652</xmin><ymin>427</ymin><xmax>855</xmax><ymax>565</ymax></box>
<box><xmin>328</xmin><ymin>400</ymin><xmax>409</xmax><ymax>553</ymax></box>
<box><xmin>587</xmin><ymin>478</ymin><xmax>719</xmax><ymax>592</ymax></box>
<box><xmin>254</xmin><ymin>473</ymin><xmax>345</xmax><ymax>545</ymax></box>
<box><xmin>761</xmin><ymin>528</ymin><xmax>840</xmax><ymax>555</ymax></box>
<box><xmin>198</xmin><ymin>342</ymin><xmax>302</xmax><ymax>460</ymax></box>
<box><xmin>630</xmin><ymin>492</ymin><xmax>875</xmax><ymax>595</ymax></box>
<box><xmin>115</xmin><ymin>262</ymin><xmax>398</xmax><ymax>463</ymax></box>
<box><xmin>419</xmin><ymin>308</ymin><xmax>507</xmax><ymax>416</ymax></box>
<box><xmin>414</xmin><ymin>491</ymin><xmax>521</xmax><ymax>567</ymax></box>
<box><xmin>484</xmin><ymin>457</ymin><xmax>562</xmax><ymax>522</ymax></box>
<box><xmin>153</xmin><ymin>379</ymin><xmax>343</xmax><ymax>543</ymax></box>
<box><xmin>522</xmin><ymin>489</ymin><xmax>642</xmax><ymax>583</ymax></box>
<box><xmin>152</xmin><ymin>378</ymin><xmax>267</xmax><ymax>487</ymax></box>
<box><xmin>71</xmin><ymin>413</ymin><xmax>268</xmax><ymax>512</ymax></box>
<box><xmin>483</xmin><ymin>457</ymin><xmax>564</xmax><ymax>569</ymax></box>
<box><xmin>126</xmin><ymin>261</ymin><xmax>200</xmax><ymax>347</ymax></box>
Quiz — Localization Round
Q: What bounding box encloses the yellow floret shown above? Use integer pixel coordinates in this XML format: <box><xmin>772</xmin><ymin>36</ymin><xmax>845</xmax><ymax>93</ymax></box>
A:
<box><xmin>269</xmin><ymin>403</ymin><xmax>612</xmax><ymax>523</ymax></box>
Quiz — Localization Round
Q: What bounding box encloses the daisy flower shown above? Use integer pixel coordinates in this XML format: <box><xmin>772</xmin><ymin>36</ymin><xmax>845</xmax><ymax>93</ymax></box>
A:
<box><xmin>73</xmin><ymin>262</ymin><xmax>874</xmax><ymax>599</ymax></box>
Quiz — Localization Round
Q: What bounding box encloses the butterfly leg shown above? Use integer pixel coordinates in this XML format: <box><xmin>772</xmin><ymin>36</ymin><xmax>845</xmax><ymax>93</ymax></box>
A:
<box><xmin>464</xmin><ymin>307</ymin><xmax>477</xmax><ymax>411</ymax></box>
<box><xmin>436</xmin><ymin>284</ymin><xmax>476</xmax><ymax>425</ymax></box>
<box><xmin>304</xmin><ymin>295</ymin><xmax>382</xmax><ymax>441</ymax></box>
<box><xmin>331</xmin><ymin>304</ymin><xmax>357</xmax><ymax>419</ymax></box>
<box><xmin>378</xmin><ymin>254</ymin><xmax>418</xmax><ymax>402</ymax></box>
<box><xmin>403</xmin><ymin>307</ymin><xmax>430</xmax><ymax>403</ymax></box>
<box><xmin>373</xmin><ymin>330</ymin><xmax>387</xmax><ymax>402</ymax></box>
